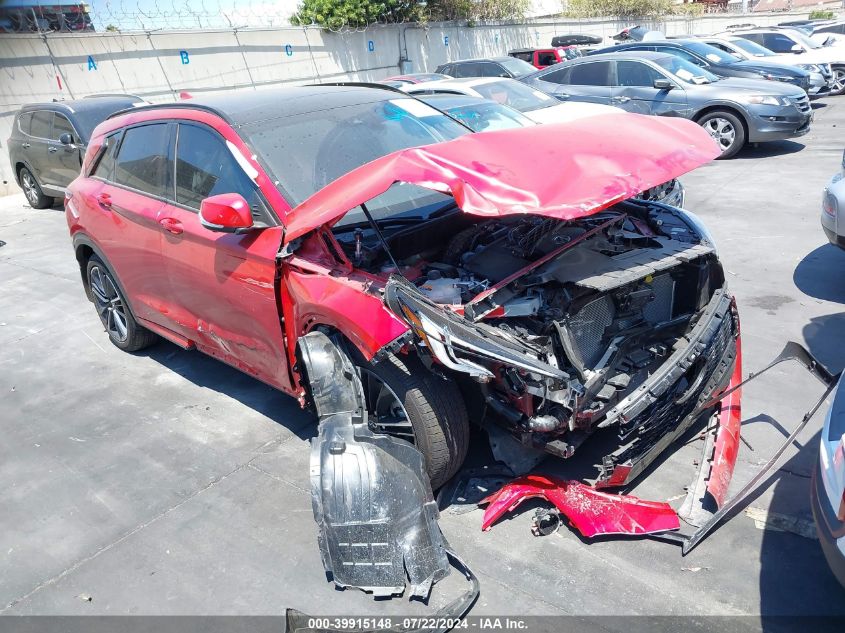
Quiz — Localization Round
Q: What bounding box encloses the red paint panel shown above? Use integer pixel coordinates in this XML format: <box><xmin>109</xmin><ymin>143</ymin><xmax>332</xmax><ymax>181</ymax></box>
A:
<box><xmin>480</xmin><ymin>474</ymin><xmax>680</xmax><ymax>537</ymax></box>
<box><xmin>284</xmin><ymin>113</ymin><xmax>720</xmax><ymax>241</ymax></box>
<box><xmin>706</xmin><ymin>334</ymin><xmax>743</xmax><ymax>508</ymax></box>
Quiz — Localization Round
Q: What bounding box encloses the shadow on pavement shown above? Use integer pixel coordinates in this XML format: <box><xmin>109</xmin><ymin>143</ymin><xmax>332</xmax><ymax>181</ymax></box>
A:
<box><xmin>794</xmin><ymin>244</ymin><xmax>845</xmax><ymax>305</ymax></box>
<box><xmin>142</xmin><ymin>340</ymin><xmax>315</xmax><ymax>439</ymax></box>
<box><xmin>758</xmin><ymin>431</ymin><xmax>845</xmax><ymax>629</ymax></box>
<box><xmin>734</xmin><ymin>140</ymin><xmax>805</xmax><ymax>160</ymax></box>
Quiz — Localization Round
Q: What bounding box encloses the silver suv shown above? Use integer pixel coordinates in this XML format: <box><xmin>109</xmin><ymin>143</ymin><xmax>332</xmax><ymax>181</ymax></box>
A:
<box><xmin>522</xmin><ymin>51</ymin><xmax>812</xmax><ymax>158</ymax></box>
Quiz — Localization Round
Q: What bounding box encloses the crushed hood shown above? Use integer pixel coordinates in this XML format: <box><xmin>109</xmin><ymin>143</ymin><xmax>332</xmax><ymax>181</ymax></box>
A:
<box><xmin>283</xmin><ymin>112</ymin><xmax>720</xmax><ymax>241</ymax></box>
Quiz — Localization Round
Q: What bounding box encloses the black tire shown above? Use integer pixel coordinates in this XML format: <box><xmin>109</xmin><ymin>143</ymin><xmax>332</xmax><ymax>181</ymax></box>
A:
<box><xmin>357</xmin><ymin>352</ymin><xmax>470</xmax><ymax>489</ymax></box>
<box><xmin>86</xmin><ymin>255</ymin><xmax>158</xmax><ymax>352</ymax></box>
<box><xmin>831</xmin><ymin>65</ymin><xmax>845</xmax><ymax>96</ymax></box>
<box><xmin>697</xmin><ymin>110</ymin><xmax>746</xmax><ymax>159</ymax></box>
<box><xmin>19</xmin><ymin>167</ymin><xmax>53</xmax><ymax>209</ymax></box>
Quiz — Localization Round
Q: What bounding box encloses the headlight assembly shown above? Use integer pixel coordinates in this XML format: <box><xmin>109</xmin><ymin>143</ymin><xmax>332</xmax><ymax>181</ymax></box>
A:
<box><xmin>739</xmin><ymin>95</ymin><xmax>785</xmax><ymax>106</ymax></box>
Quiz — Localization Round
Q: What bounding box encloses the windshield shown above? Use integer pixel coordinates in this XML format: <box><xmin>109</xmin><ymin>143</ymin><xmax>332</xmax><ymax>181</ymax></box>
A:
<box><xmin>472</xmin><ymin>80</ymin><xmax>556</xmax><ymax>112</ymax></box>
<box><xmin>245</xmin><ymin>97</ymin><xmax>469</xmax><ymax>205</ymax></box>
<box><xmin>497</xmin><ymin>57</ymin><xmax>539</xmax><ymax>77</ymax></box>
<box><xmin>654</xmin><ymin>56</ymin><xmax>720</xmax><ymax>84</ymax></box>
<box><xmin>729</xmin><ymin>38</ymin><xmax>776</xmax><ymax>57</ymax></box>
<box><xmin>683</xmin><ymin>40</ymin><xmax>744</xmax><ymax>64</ymax></box>
<box><xmin>444</xmin><ymin>102</ymin><xmax>534</xmax><ymax>132</ymax></box>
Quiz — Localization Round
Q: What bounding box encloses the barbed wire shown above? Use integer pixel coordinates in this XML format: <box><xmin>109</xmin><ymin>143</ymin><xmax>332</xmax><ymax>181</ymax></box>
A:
<box><xmin>0</xmin><ymin>0</ymin><xmax>833</xmax><ymax>35</ymax></box>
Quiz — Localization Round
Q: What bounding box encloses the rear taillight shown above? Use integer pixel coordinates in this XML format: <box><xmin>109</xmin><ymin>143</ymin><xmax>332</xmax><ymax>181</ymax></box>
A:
<box><xmin>823</xmin><ymin>190</ymin><xmax>837</xmax><ymax>217</ymax></box>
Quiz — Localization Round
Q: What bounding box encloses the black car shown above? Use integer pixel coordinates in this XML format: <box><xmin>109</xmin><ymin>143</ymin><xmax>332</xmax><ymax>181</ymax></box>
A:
<box><xmin>435</xmin><ymin>57</ymin><xmax>537</xmax><ymax>79</ymax></box>
<box><xmin>8</xmin><ymin>95</ymin><xmax>143</xmax><ymax>208</ymax></box>
<box><xmin>589</xmin><ymin>39</ymin><xmax>812</xmax><ymax>93</ymax></box>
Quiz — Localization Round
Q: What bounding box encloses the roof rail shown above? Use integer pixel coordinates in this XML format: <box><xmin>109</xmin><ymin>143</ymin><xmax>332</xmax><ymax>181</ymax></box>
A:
<box><xmin>106</xmin><ymin>101</ymin><xmax>231</xmax><ymax>124</ymax></box>
<box><xmin>724</xmin><ymin>23</ymin><xmax>758</xmax><ymax>31</ymax></box>
<box><xmin>83</xmin><ymin>93</ymin><xmax>145</xmax><ymax>101</ymax></box>
<box><xmin>307</xmin><ymin>81</ymin><xmax>407</xmax><ymax>95</ymax></box>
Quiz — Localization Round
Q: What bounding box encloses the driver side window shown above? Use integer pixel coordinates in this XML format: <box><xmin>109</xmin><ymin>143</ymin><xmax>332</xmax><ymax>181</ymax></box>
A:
<box><xmin>615</xmin><ymin>61</ymin><xmax>664</xmax><ymax>87</ymax></box>
<box><xmin>175</xmin><ymin>123</ymin><xmax>266</xmax><ymax>221</ymax></box>
<box><xmin>762</xmin><ymin>32</ymin><xmax>798</xmax><ymax>54</ymax></box>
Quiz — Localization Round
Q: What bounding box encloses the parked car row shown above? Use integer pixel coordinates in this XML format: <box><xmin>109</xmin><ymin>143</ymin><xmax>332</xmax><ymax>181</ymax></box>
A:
<box><xmin>409</xmin><ymin>23</ymin><xmax>845</xmax><ymax>159</ymax></box>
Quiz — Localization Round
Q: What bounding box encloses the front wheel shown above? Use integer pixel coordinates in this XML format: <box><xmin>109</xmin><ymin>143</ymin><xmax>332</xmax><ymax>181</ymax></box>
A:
<box><xmin>831</xmin><ymin>65</ymin><xmax>845</xmax><ymax>96</ymax></box>
<box><xmin>698</xmin><ymin>110</ymin><xmax>746</xmax><ymax>159</ymax></box>
<box><xmin>86</xmin><ymin>255</ymin><xmax>158</xmax><ymax>352</ymax></box>
<box><xmin>356</xmin><ymin>353</ymin><xmax>470</xmax><ymax>489</ymax></box>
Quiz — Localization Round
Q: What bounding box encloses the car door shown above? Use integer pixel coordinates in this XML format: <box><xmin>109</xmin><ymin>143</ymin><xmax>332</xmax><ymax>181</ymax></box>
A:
<box><xmin>552</xmin><ymin>60</ymin><xmax>614</xmax><ymax>104</ymax></box>
<box><xmin>97</xmin><ymin>122</ymin><xmax>173</xmax><ymax>327</ymax></box>
<box><xmin>155</xmin><ymin>121</ymin><xmax>291</xmax><ymax>390</ymax></box>
<box><xmin>46</xmin><ymin>112</ymin><xmax>83</xmax><ymax>188</ymax></box>
<box><xmin>25</xmin><ymin>110</ymin><xmax>53</xmax><ymax>187</ymax></box>
<box><xmin>611</xmin><ymin>60</ymin><xmax>688</xmax><ymax>116</ymax></box>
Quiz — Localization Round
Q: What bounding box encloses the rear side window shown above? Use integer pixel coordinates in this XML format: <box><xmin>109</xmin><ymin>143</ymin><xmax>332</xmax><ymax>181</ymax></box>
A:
<box><xmin>738</xmin><ymin>33</ymin><xmax>765</xmax><ymax>47</ymax></box>
<box><xmin>511</xmin><ymin>51</ymin><xmax>532</xmax><ymax>62</ymax></box>
<box><xmin>569</xmin><ymin>62</ymin><xmax>612</xmax><ymax>86</ymax></box>
<box><xmin>53</xmin><ymin>113</ymin><xmax>75</xmax><ymax>141</ymax></box>
<box><xmin>175</xmin><ymin>123</ymin><xmax>259</xmax><ymax>211</ymax></box>
<box><xmin>537</xmin><ymin>52</ymin><xmax>558</xmax><ymax>66</ymax></box>
<box><xmin>30</xmin><ymin>111</ymin><xmax>52</xmax><ymax>138</ymax></box>
<box><xmin>761</xmin><ymin>32</ymin><xmax>798</xmax><ymax>54</ymax></box>
<box><xmin>113</xmin><ymin>124</ymin><xmax>172</xmax><ymax>198</ymax></box>
<box><xmin>17</xmin><ymin>112</ymin><xmax>32</xmax><ymax>135</ymax></box>
<box><xmin>453</xmin><ymin>62</ymin><xmax>484</xmax><ymax>78</ymax></box>
<box><xmin>91</xmin><ymin>132</ymin><xmax>121</xmax><ymax>180</ymax></box>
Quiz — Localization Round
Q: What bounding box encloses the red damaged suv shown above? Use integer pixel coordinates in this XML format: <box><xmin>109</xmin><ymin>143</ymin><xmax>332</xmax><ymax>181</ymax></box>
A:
<box><xmin>66</xmin><ymin>86</ymin><xmax>741</xmax><ymax>497</ymax></box>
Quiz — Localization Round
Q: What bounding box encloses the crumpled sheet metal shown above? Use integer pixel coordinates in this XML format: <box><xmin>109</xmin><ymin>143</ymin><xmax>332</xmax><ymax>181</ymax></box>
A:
<box><xmin>284</xmin><ymin>113</ymin><xmax>721</xmax><ymax>241</ymax></box>
<box><xmin>479</xmin><ymin>474</ymin><xmax>680</xmax><ymax>537</ymax></box>
<box><xmin>302</xmin><ymin>331</ymin><xmax>450</xmax><ymax>599</ymax></box>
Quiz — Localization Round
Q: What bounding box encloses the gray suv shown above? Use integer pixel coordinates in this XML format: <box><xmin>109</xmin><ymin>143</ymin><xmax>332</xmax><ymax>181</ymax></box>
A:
<box><xmin>8</xmin><ymin>95</ymin><xmax>142</xmax><ymax>208</ymax></box>
<box><xmin>522</xmin><ymin>51</ymin><xmax>812</xmax><ymax>158</ymax></box>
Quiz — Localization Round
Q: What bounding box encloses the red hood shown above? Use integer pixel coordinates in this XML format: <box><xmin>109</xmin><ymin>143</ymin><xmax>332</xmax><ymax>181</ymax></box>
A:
<box><xmin>283</xmin><ymin>113</ymin><xmax>720</xmax><ymax>241</ymax></box>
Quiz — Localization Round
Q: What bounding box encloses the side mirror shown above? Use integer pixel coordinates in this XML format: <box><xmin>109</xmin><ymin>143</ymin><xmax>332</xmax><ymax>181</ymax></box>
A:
<box><xmin>199</xmin><ymin>193</ymin><xmax>254</xmax><ymax>233</ymax></box>
<box><xmin>790</xmin><ymin>44</ymin><xmax>804</xmax><ymax>54</ymax></box>
<box><xmin>653</xmin><ymin>78</ymin><xmax>674</xmax><ymax>90</ymax></box>
<box><xmin>59</xmin><ymin>132</ymin><xmax>74</xmax><ymax>145</ymax></box>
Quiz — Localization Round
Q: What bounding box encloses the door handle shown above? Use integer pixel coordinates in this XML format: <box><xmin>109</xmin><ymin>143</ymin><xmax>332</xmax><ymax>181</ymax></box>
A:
<box><xmin>48</xmin><ymin>146</ymin><xmax>58</xmax><ymax>153</ymax></box>
<box><xmin>159</xmin><ymin>217</ymin><xmax>183</xmax><ymax>235</ymax></box>
<box><xmin>97</xmin><ymin>193</ymin><xmax>112</xmax><ymax>208</ymax></box>
<box><xmin>21</xmin><ymin>142</ymin><xmax>30</xmax><ymax>149</ymax></box>
<box><xmin>612</xmin><ymin>96</ymin><xmax>631</xmax><ymax>103</ymax></box>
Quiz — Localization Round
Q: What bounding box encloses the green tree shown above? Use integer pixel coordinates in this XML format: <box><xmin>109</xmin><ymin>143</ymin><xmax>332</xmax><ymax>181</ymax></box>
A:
<box><xmin>564</xmin><ymin>0</ymin><xmax>672</xmax><ymax>18</ymax></box>
<box><xmin>290</xmin><ymin>0</ymin><xmax>529</xmax><ymax>30</ymax></box>
<box><xmin>290</xmin><ymin>0</ymin><xmax>423</xmax><ymax>29</ymax></box>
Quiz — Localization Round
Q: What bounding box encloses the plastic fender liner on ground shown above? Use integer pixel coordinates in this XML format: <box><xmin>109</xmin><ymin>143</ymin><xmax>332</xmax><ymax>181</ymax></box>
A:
<box><xmin>301</xmin><ymin>331</ymin><xmax>457</xmax><ymax>600</ymax></box>
<box><xmin>479</xmin><ymin>474</ymin><xmax>680</xmax><ymax>536</ymax></box>
<box><xmin>285</xmin><ymin>550</ymin><xmax>479</xmax><ymax>633</ymax></box>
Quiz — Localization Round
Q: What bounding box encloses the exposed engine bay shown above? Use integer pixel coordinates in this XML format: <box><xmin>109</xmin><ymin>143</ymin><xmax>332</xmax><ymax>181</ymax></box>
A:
<box><xmin>332</xmin><ymin>199</ymin><xmax>738</xmax><ymax>486</ymax></box>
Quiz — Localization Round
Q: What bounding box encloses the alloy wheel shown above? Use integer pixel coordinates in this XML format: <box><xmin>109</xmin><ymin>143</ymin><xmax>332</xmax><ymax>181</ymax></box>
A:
<box><xmin>703</xmin><ymin>117</ymin><xmax>736</xmax><ymax>154</ymax></box>
<box><xmin>21</xmin><ymin>171</ymin><xmax>38</xmax><ymax>206</ymax></box>
<box><xmin>834</xmin><ymin>68</ymin><xmax>845</xmax><ymax>93</ymax></box>
<box><xmin>358</xmin><ymin>368</ymin><xmax>415</xmax><ymax>444</ymax></box>
<box><xmin>89</xmin><ymin>265</ymin><xmax>129</xmax><ymax>343</ymax></box>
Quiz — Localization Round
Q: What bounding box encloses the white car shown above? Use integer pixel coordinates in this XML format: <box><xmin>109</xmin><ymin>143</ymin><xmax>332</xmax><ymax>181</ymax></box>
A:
<box><xmin>812</xmin><ymin>370</ymin><xmax>845</xmax><ymax>589</ymax></box>
<box><xmin>403</xmin><ymin>77</ymin><xmax>622</xmax><ymax>124</ymax></box>
<box><xmin>821</xmin><ymin>149</ymin><xmax>845</xmax><ymax>251</ymax></box>
<box><xmin>702</xmin><ymin>35</ymin><xmax>833</xmax><ymax>98</ymax></box>
<box><xmin>723</xmin><ymin>28</ymin><xmax>845</xmax><ymax>95</ymax></box>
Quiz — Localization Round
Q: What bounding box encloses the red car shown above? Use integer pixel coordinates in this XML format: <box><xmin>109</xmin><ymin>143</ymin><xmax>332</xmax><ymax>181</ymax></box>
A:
<box><xmin>66</xmin><ymin>86</ymin><xmax>740</xmax><ymax>496</ymax></box>
<box><xmin>508</xmin><ymin>46</ymin><xmax>584</xmax><ymax>69</ymax></box>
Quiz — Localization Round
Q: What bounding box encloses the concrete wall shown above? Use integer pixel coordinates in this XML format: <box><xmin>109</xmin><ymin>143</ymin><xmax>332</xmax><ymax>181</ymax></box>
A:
<box><xmin>0</xmin><ymin>12</ymin><xmax>813</xmax><ymax>196</ymax></box>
